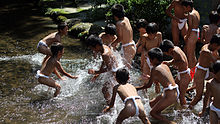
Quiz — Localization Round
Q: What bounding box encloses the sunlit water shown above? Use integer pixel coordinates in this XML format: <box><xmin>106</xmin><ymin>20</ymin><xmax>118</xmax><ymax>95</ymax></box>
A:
<box><xmin>0</xmin><ymin>51</ymin><xmax>209</xmax><ymax>123</ymax></box>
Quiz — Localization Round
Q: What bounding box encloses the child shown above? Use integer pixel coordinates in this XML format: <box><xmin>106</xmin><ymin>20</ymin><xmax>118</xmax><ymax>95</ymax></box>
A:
<box><xmin>200</xmin><ymin>11</ymin><xmax>220</xmax><ymax>44</ymax></box>
<box><xmin>103</xmin><ymin>69</ymin><xmax>151</xmax><ymax>124</ymax></box>
<box><xmin>86</xmin><ymin>34</ymin><xmax>120</xmax><ymax>104</ymax></box>
<box><xmin>189</xmin><ymin>34</ymin><xmax>220</xmax><ymax>109</ymax></box>
<box><xmin>99</xmin><ymin>23</ymin><xmax>117</xmax><ymax>47</ymax></box>
<box><xmin>111</xmin><ymin>4</ymin><xmax>136</xmax><ymax>68</ymax></box>
<box><xmin>135</xmin><ymin>19</ymin><xmax>148</xmax><ymax>73</ymax></box>
<box><xmin>199</xmin><ymin>60</ymin><xmax>220</xmax><ymax>124</ymax></box>
<box><xmin>160</xmin><ymin>39</ymin><xmax>190</xmax><ymax>107</ymax></box>
<box><xmin>166</xmin><ymin>0</ymin><xmax>188</xmax><ymax>46</ymax></box>
<box><xmin>181</xmin><ymin>0</ymin><xmax>200</xmax><ymax>69</ymax></box>
<box><xmin>136</xmin><ymin>48</ymin><xmax>178</xmax><ymax>124</ymax></box>
<box><xmin>35</xmin><ymin>43</ymin><xmax>78</xmax><ymax>97</ymax></box>
<box><xmin>37</xmin><ymin>22</ymin><xmax>68</xmax><ymax>79</ymax></box>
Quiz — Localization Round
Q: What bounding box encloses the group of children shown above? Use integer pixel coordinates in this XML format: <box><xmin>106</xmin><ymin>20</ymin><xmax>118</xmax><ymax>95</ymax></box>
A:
<box><xmin>34</xmin><ymin>0</ymin><xmax>220</xmax><ymax>123</ymax></box>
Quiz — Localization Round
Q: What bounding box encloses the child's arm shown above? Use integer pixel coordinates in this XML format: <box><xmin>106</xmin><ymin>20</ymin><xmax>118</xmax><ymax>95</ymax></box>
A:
<box><xmin>163</xmin><ymin>59</ymin><xmax>174</xmax><ymax>66</ymax></box>
<box><xmin>184</xmin><ymin>14</ymin><xmax>192</xmax><ymax>41</ymax></box>
<box><xmin>88</xmin><ymin>61</ymin><xmax>108</xmax><ymax>75</ymax></box>
<box><xmin>136</xmin><ymin>69</ymin><xmax>155</xmax><ymax>91</ymax></box>
<box><xmin>166</xmin><ymin>1</ymin><xmax>180</xmax><ymax>23</ymax></box>
<box><xmin>103</xmin><ymin>85</ymin><xmax>119</xmax><ymax>113</ymax></box>
<box><xmin>54</xmin><ymin>68</ymin><xmax>63</xmax><ymax>80</ymax></box>
<box><xmin>199</xmin><ymin>83</ymin><xmax>211</xmax><ymax>116</ymax></box>
<box><xmin>111</xmin><ymin>23</ymin><xmax>123</xmax><ymax>48</ymax></box>
<box><xmin>56</xmin><ymin>61</ymin><xmax>78</xmax><ymax>79</ymax></box>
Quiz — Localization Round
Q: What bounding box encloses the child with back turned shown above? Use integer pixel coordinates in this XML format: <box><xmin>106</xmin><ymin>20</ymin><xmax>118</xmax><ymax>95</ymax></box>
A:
<box><xmin>136</xmin><ymin>48</ymin><xmax>178</xmax><ymax>124</ymax></box>
<box><xmin>36</xmin><ymin>43</ymin><xmax>78</xmax><ymax>97</ymax></box>
<box><xmin>199</xmin><ymin>60</ymin><xmax>220</xmax><ymax>124</ymax></box>
<box><xmin>160</xmin><ymin>39</ymin><xmax>190</xmax><ymax>107</ymax></box>
<box><xmin>103</xmin><ymin>69</ymin><xmax>151</xmax><ymax>124</ymax></box>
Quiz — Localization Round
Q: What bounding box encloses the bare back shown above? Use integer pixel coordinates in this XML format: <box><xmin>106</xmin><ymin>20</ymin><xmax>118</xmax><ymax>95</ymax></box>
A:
<box><xmin>172</xmin><ymin>46</ymin><xmax>189</xmax><ymax>71</ymax></box>
<box><xmin>189</xmin><ymin>9</ymin><xmax>200</xmax><ymax>29</ymax></box>
<box><xmin>198</xmin><ymin>44</ymin><xmax>216</xmax><ymax>68</ymax></box>
<box><xmin>116</xmin><ymin>17</ymin><xmax>133</xmax><ymax>44</ymax></box>
<box><xmin>102</xmin><ymin>45</ymin><xmax>119</xmax><ymax>71</ymax></box>
<box><xmin>117</xmin><ymin>83</ymin><xmax>139</xmax><ymax>101</ymax></box>
<box><xmin>151</xmin><ymin>64</ymin><xmax>176</xmax><ymax>88</ymax></box>
<box><xmin>42</xmin><ymin>32</ymin><xmax>61</xmax><ymax>46</ymax></box>
<box><xmin>210</xmin><ymin>79</ymin><xmax>220</xmax><ymax>108</ymax></box>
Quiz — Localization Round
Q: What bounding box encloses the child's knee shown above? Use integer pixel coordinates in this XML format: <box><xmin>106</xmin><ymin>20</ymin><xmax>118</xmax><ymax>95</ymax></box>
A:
<box><xmin>55</xmin><ymin>84</ymin><xmax>61</xmax><ymax>90</ymax></box>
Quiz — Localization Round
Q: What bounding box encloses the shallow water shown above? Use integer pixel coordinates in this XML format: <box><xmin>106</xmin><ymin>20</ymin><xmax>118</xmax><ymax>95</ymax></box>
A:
<box><xmin>0</xmin><ymin>47</ymin><xmax>210</xmax><ymax>123</ymax></box>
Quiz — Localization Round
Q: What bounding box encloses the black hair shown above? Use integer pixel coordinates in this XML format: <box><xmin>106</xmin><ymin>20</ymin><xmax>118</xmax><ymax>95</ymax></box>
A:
<box><xmin>86</xmin><ymin>34</ymin><xmax>103</xmax><ymax>48</ymax></box>
<box><xmin>209</xmin><ymin>11</ymin><xmax>220</xmax><ymax>24</ymax></box>
<box><xmin>116</xmin><ymin>68</ymin><xmax>129</xmax><ymax>84</ymax></box>
<box><xmin>210</xmin><ymin>34</ymin><xmax>220</xmax><ymax>45</ymax></box>
<box><xmin>159</xmin><ymin>39</ymin><xmax>174</xmax><ymax>52</ymax></box>
<box><xmin>105</xmin><ymin>23</ymin><xmax>116</xmax><ymax>35</ymax></box>
<box><xmin>181</xmin><ymin>0</ymin><xmax>194</xmax><ymax>8</ymax></box>
<box><xmin>51</xmin><ymin>43</ymin><xmax>64</xmax><ymax>57</ymax></box>
<box><xmin>146</xmin><ymin>22</ymin><xmax>159</xmax><ymax>34</ymax></box>
<box><xmin>136</xmin><ymin>19</ymin><xmax>148</xmax><ymax>29</ymax></box>
<box><xmin>213</xmin><ymin>60</ymin><xmax>220</xmax><ymax>74</ymax></box>
<box><xmin>111</xmin><ymin>4</ymin><xmax>125</xmax><ymax>18</ymax></box>
<box><xmin>148</xmin><ymin>47</ymin><xmax>163</xmax><ymax>63</ymax></box>
<box><xmin>217</xmin><ymin>4</ymin><xmax>220</xmax><ymax>14</ymax></box>
<box><xmin>57</xmin><ymin>22</ymin><xmax>67</xmax><ymax>31</ymax></box>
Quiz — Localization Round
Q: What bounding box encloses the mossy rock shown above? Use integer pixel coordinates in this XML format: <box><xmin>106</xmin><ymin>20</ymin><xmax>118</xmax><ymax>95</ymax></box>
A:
<box><xmin>45</xmin><ymin>8</ymin><xmax>70</xmax><ymax>21</ymax></box>
<box><xmin>69</xmin><ymin>22</ymin><xmax>93</xmax><ymax>38</ymax></box>
<box><xmin>88</xmin><ymin>24</ymin><xmax>103</xmax><ymax>35</ymax></box>
<box><xmin>55</xmin><ymin>15</ymin><xmax>67</xmax><ymax>24</ymax></box>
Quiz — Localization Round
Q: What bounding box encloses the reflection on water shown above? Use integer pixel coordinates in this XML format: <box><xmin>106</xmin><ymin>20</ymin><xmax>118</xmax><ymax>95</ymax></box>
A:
<box><xmin>0</xmin><ymin>52</ymin><xmax>209</xmax><ymax>123</ymax></box>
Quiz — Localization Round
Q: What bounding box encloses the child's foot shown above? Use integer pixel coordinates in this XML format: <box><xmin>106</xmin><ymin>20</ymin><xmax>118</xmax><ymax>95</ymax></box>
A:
<box><xmin>54</xmin><ymin>85</ymin><xmax>61</xmax><ymax>97</ymax></box>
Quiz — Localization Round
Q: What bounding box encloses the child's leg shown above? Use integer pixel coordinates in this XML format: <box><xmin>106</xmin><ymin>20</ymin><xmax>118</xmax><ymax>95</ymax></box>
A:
<box><xmin>210</xmin><ymin>110</ymin><xmax>219</xmax><ymax>124</ymax></box>
<box><xmin>123</xmin><ymin>45</ymin><xmax>136</xmax><ymax>68</ymax></box>
<box><xmin>155</xmin><ymin>81</ymin><xmax>160</xmax><ymax>94</ymax></box>
<box><xmin>171</xmin><ymin>19</ymin><xmax>180</xmax><ymax>46</ymax></box>
<box><xmin>179</xmin><ymin>74</ymin><xmax>191</xmax><ymax>106</ymax></box>
<box><xmin>150</xmin><ymin>96</ymin><xmax>176</xmax><ymax>124</ymax></box>
<box><xmin>38</xmin><ymin>78</ymin><xmax>61</xmax><ymax>97</ymax></box>
<box><xmin>116</xmin><ymin>106</ymin><xmax>135</xmax><ymax>124</ymax></box>
<box><xmin>138</xmin><ymin>102</ymin><xmax>151</xmax><ymax>124</ymax></box>
<box><xmin>149</xmin><ymin>95</ymin><xmax>163</xmax><ymax>108</ymax></box>
<box><xmin>181</xmin><ymin>23</ymin><xmax>188</xmax><ymax>40</ymax></box>
<box><xmin>186</xmin><ymin>32</ymin><xmax>197</xmax><ymax>68</ymax></box>
<box><xmin>102</xmin><ymin>82</ymin><xmax>112</xmax><ymax>105</ymax></box>
<box><xmin>53</xmin><ymin>68</ymin><xmax>62</xmax><ymax>80</ymax></box>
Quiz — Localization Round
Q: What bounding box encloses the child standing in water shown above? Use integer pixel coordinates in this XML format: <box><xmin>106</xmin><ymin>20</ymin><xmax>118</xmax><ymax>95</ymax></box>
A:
<box><xmin>160</xmin><ymin>39</ymin><xmax>190</xmax><ymax>107</ymax></box>
<box><xmin>166</xmin><ymin>0</ymin><xmax>188</xmax><ymax>46</ymax></box>
<box><xmin>136</xmin><ymin>48</ymin><xmax>178</xmax><ymax>124</ymax></box>
<box><xmin>199</xmin><ymin>60</ymin><xmax>220</xmax><ymax>124</ymax></box>
<box><xmin>182</xmin><ymin>0</ymin><xmax>200</xmax><ymax>69</ymax></box>
<box><xmin>36</xmin><ymin>43</ymin><xmax>78</xmax><ymax>97</ymax></box>
<box><xmin>86</xmin><ymin>34</ymin><xmax>120</xmax><ymax>104</ymax></box>
<box><xmin>103</xmin><ymin>69</ymin><xmax>151</xmax><ymax>124</ymax></box>
<box><xmin>135</xmin><ymin>19</ymin><xmax>148</xmax><ymax>74</ymax></box>
<box><xmin>111</xmin><ymin>4</ymin><xmax>136</xmax><ymax>68</ymax></box>
<box><xmin>99</xmin><ymin>23</ymin><xmax>117</xmax><ymax>47</ymax></box>
<box><xmin>189</xmin><ymin>34</ymin><xmax>220</xmax><ymax>109</ymax></box>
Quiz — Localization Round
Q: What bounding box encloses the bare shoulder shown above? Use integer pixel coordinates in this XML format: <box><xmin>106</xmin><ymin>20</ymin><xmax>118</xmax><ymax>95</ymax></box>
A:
<box><xmin>156</xmin><ymin>32</ymin><xmax>162</xmax><ymax>37</ymax></box>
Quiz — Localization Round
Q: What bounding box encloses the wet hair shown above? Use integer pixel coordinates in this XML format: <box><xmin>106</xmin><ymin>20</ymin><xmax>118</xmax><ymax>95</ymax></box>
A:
<box><xmin>209</xmin><ymin>11</ymin><xmax>220</xmax><ymax>24</ymax></box>
<box><xmin>148</xmin><ymin>47</ymin><xmax>163</xmax><ymax>63</ymax></box>
<box><xmin>181</xmin><ymin>0</ymin><xmax>194</xmax><ymax>8</ymax></box>
<box><xmin>210</xmin><ymin>34</ymin><xmax>220</xmax><ymax>45</ymax></box>
<box><xmin>57</xmin><ymin>22</ymin><xmax>67</xmax><ymax>31</ymax></box>
<box><xmin>213</xmin><ymin>60</ymin><xmax>220</xmax><ymax>74</ymax></box>
<box><xmin>51</xmin><ymin>43</ymin><xmax>64</xmax><ymax>57</ymax></box>
<box><xmin>105</xmin><ymin>23</ymin><xmax>116</xmax><ymax>35</ymax></box>
<box><xmin>146</xmin><ymin>22</ymin><xmax>159</xmax><ymax>34</ymax></box>
<box><xmin>136</xmin><ymin>19</ymin><xmax>148</xmax><ymax>29</ymax></box>
<box><xmin>116</xmin><ymin>68</ymin><xmax>129</xmax><ymax>84</ymax></box>
<box><xmin>159</xmin><ymin>39</ymin><xmax>174</xmax><ymax>52</ymax></box>
<box><xmin>86</xmin><ymin>34</ymin><xmax>103</xmax><ymax>48</ymax></box>
<box><xmin>217</xmin><ymin>4</ymin><xmax>220</xmax><ymax>14</ymax></box>
<box><xmin>111</xmin><ymin>4</ymin><xmax>125</xmax><ymax>18</ymax></box>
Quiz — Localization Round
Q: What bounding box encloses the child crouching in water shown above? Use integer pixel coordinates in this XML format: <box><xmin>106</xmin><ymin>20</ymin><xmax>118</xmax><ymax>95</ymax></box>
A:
<box><xmin>36</xmin><ymin>43</ymin><xmax>78</xmax><ymax>97</ymax></box>
<box><xmin>103</xmin><ymin>69</ymin><xmax>151</xmax><ymax>124</ymax></box>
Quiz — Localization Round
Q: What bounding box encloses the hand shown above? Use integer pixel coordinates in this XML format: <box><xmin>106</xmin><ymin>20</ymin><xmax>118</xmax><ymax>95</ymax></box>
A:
<box><xmin>141</xmin><ymin>74</ymin><xmax>150</xmax><ymax>81</ymax></box>
<box><xmin>88</xmin><ymin>69</ymin><xmax>95</xmax><ymax>74</ymax></box>
<box><xmin>91</xmin><ymin>74</ymin><xmax>99</xmax><ymax>82</ymax></box>
<box><xmin>102</xmin><ymin>106</ymin><xmax>110</xmax><ymax>113</ymax></box>
<box><xmin>72</xmin><ymin>75</ymin><xmax>78</xmax><ymax>79</ymax></box>
<box><xmin>60</xmin><ymin>77</ymin><xmax>66</xmax><ymax>81</ymax></box>
<box><xmin>198</xmin><ymin>111</ymin><xmax>204</xmax><ymax>117</ymax></box>
<box><xmin>184</xmin><ymin>35</ymin><xmax>189</xmax><ymax>41</ymax></box>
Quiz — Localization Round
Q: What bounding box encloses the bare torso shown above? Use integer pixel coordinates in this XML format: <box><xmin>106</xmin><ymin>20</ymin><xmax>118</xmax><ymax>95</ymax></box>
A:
<box><xmin>42</xmin><ymin>32</ymin><xmax>61</xmax><ymax>46</ymax></box>
<box><xmin>117</xmin><ymin>83</ymin><xmax>139</xmax><ymax>101</ymax></box>
<box><xmin>152</xmin><ymin>64</ymin><xmax>176</xmax><ymax>88</ymax></box>
<box><xmin>40</xmin><ymin>57</ymin><xmax>58</xmax><ymax>76</ymax></box>
<box><xmin>143</xmin><ymin>32</ymin><xmax>162</xmax><ymax>53</ymax></box>
<box><xmin>201</xmin><ymin>24</ymin><xmax>218</xmax><ymax>44</ymax></box>
<box><xmin>173</xmin><ymin>0</ymin><xmax>185</xmax><ymax>19</ymax></box>
<box><xmin>190</xmin><ymin>9</ymin><xmax>200</xmax><ymax>29</ymax></box>
<box><xmin>198</xmin><ymin>44</ymin><xmax>216</xmax><ymax>68</ymax></box>
<box><xmin>116</xmin><ymin>17</ymin><xmax>133</xmax><ymax>45</ymax></box>
<box><xmin>172</xmin><ymin>46</ymin><xmax>189</xmax><ymax>71</ymax></box>
<box><xmin>102</xmin><ymin>45</ymin><xmax>119</xmax><ymax>71</ymax></box>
